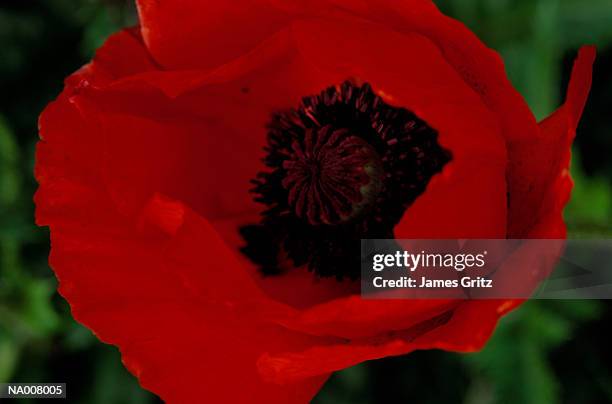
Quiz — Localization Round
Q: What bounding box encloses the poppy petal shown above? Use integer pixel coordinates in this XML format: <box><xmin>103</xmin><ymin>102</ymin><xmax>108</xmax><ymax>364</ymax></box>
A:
<box><xmin>59</xmin><ymin>27</ymin><xmax>344</xmax><ymax>221</ymax></box>
<box><xmin>38</xmin><ymin>114</ymin><xmax>332</xmax><ymax>402</ymax></box>
<box><xmin>259</xmin><ymin>299</ymin><xmax>508</xmax><ymax>383</ymax></box>
<box><xmin>507</xmin><ymin>46</ymin><xmax>596</xmax><ymax>237</ymax></box>
<box><xmin>330</xmin><ymin>0</ymin><xmax>540</xmax><ymax>150</ymax></box>
<box><xmin>135</xmin><ymin>0</ymin><xmax>296</xmax><ymax>69</ymax></box>
<box><xmin>290</xmin><ymin>15</ymin><xmax>508</xmax><ymax>239</ymax></box>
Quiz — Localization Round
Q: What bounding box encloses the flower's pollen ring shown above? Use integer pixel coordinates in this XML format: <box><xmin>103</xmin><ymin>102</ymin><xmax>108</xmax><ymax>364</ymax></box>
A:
<box><xmin>242</xmin><ymin>80</ymin><xmax>451</xmax><ymax>279</ymax></box>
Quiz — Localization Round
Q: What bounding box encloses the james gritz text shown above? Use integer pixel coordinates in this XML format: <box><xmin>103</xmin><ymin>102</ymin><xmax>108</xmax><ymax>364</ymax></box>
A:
<box><xmin>372</xmin><ymin>276</ymin><xmax>493</xmax><ymax>289</ymax></box>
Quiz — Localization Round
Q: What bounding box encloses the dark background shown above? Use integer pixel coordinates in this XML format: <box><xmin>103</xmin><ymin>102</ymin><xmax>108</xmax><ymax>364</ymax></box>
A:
<box><xmin>1</xmin><ymin>0</ymin><xmax>611</xmax><ymax>403</ymax></box>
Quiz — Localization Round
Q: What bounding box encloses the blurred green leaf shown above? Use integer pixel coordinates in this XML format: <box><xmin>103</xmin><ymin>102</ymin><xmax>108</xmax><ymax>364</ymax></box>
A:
<box><xmin>81</xmin><ymin>4</ymin><xmax>134</xmax><ymax>57</ymax></box>
<box><xmin>314</xmin><ymin>364</ymin><xmax>370</xmax><ymax>404</ymax></box>
<box><xmin>63</xmin><ymin>322</ymin><xmax>97</xmax><ymax>352</ymax></box>
<box><xmin>559</xmin><ymin>0</ymin><xmax>612</xmax><ymax>47</ymax></box>
<box><xmin>464</xmin><ymin>300</ymin><xmax>600</xmax><ymax>404</ymax></box>
<box><xmin>0</xmin><ymin>332</ymin><xmax>20</xmax><ymax>383</ymax></box>
<box><xmin>0</xmin><ymin>116</ymin><xmax>21</xmax><ymax>207</ymax></box>
<box><xmin>91</xmin><ymin>347</ymin><xmax>156</xmax><ymax>404</ymax></box>
<box><xmin>22</xmin><ymin>279</ymin><xmax>61</xmax><ymax>337</ymax></box>
<box><xmin>565</xmin><ymin>152</ymin><xmax>612</xmax><ymax>232</ymax></box>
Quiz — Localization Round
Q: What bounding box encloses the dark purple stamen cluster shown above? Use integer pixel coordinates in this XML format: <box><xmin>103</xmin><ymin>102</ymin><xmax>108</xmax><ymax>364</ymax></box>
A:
<box><xmin>282</xmin><ymin>125</ymin><xmax>383</xmax><ymax>225</ymax></box>
<box><xmin>240</xmin><ymin>81</ymin><xmax>451</xmax><ymax>280</ymax></box>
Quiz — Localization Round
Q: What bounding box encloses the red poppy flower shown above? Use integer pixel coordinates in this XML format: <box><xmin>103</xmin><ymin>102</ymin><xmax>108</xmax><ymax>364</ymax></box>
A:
<box><xmin>35</xmin><ymin>0</ymin><xmax>595</xmax><ymax>402</ymax></box>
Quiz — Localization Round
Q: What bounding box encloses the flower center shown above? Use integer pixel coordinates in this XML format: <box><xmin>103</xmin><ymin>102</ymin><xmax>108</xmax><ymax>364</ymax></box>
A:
<box><xmin>282</xmin><ymin>125</ymin><xmax>383</xmax><ymax>225</ymax></box>
<box><xmin>241</xmin><ymin>81</ymin><xmax>451</xmax><ymax>280</ymax></box>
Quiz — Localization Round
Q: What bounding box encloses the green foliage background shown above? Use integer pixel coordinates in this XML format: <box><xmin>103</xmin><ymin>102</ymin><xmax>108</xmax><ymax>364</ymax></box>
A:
<box><xmin>0</xmin><ymin>1</ymin><xmax>611</xmax><ymax>403</ymax></box>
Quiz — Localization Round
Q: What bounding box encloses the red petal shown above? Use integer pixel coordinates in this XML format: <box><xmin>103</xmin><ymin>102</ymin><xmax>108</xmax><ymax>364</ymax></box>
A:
<box><xmin>58</xmin><ymin>27</ymin><xmax>347</xmax><ymax>222</ymax></box>
<box><xmin>36</xmin><ymin>30</ymin><xmax>339</xmax><ymax>402</ymax></box>
<box><xmin>49</xmin><ymin>196</ymin><xmax>331</xmax><ymax>403</ymax></box>
<box><xmin>136</xmin><ymin>0</ymin><xmax>295</xmax><ymax>69</ymax></box>
<box><xmin>66</xmin><ymin>28</ymin><xmax>157</xmax><ymax>89</ymax></box>
<box><xmin>309</xmin><ymin>0</ymin><xmax>540</xmax><ymax>152</ymax></box>
<box><xmin>259</xmin><ymin>299</ymin><xmax>509</xmax><ymax>383</ymax></box>
<box><xmin>259</xmin><ymin>237</ymin><xmax>564</xmax><ymax>382</ymax></box>
<box><xmin>280</xmin><ymin>298</ymin><xmax>460</xmax><ymax>339</ymax></box>
<box><xmin>507</xmin><ymin>46</ymin><xmax>596</xmax><ymax>237</ymax></box>
<box><xmin>290</xmin><ymin>15</ymin><xmax>508</xmax><ymax>239</ymax></box>
<box><xmin>131</xmin><ymin>3</ymin><xmax>509</xmax><ymax>238</ymax></box>
<box><xmin>38</xmin><ymin>106</ymin><xmax>332</xmax><ymax>402</ymax></box>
